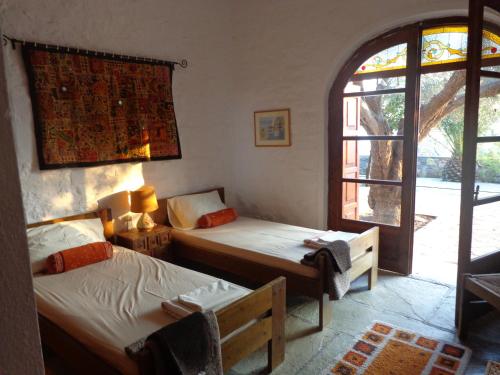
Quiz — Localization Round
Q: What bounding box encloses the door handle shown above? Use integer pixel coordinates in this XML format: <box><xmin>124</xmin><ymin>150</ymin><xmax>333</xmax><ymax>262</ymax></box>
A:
<box><xmin>473</xmin><ymin>185</ymin><xmax>480</xmax><ymax>202</ymax></box>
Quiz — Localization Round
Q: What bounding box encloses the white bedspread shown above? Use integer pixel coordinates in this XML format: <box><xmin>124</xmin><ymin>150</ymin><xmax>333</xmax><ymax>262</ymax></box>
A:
<box><xmin>33</xmin><ymin>246</ymin><xmax>249</xmax><ymax>375</ymax></box>
<box><xmin>172</xmin><ymin>217</ymin><xmax>358</xmax><ymax>278</ymax></box>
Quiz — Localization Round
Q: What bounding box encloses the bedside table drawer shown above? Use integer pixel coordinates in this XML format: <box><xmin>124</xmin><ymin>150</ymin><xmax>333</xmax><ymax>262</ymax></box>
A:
<box><xmin>133</xmin><ymin>238</ymin><xmax>147</xmax><ymax>252</ymax></box>
<box><xmin>116</xmin><ymin>225</ymin><xmax>172</xmax><ymax>260</ymax></box>
<box><xmin>159</xmin><ymin>231</ymin><xmax>170</xmax><ymax>245</ymax></box>
<box><xmin>148</xmin><ymin>235</ymin><xmax>159</xmax><ymax>249</ymax></box>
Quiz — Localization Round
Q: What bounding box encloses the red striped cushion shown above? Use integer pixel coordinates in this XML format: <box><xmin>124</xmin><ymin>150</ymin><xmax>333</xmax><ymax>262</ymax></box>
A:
<box><xmin>198</xmin><ymin>208</ymin><xmax>238</xmax><ymax>228</ymax></box>
<box><xmin>46</xmin><ymin>241</ymin><xmax>113</xmax><ymax>274</ymax></box>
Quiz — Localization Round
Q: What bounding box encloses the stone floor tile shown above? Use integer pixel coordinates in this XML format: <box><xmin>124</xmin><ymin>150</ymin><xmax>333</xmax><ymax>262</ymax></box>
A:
<box><xmin>230</xmin><ymin>314</ymin><xmax>339</xmax><ymax>375</ymax></box>
<box><xmin>422</xmin><ymin>287</ymin><xmax>457</xmax><ymax>331</ymax></box>
<box><xmin>291</xmin><ymin>273</ymin><xmax>452</xmax><ymax>328</ymax></box>
<box><xmin>230</xmin><ymin>273</ymin><xmax>499</xmax><ymax>375</ymax></box>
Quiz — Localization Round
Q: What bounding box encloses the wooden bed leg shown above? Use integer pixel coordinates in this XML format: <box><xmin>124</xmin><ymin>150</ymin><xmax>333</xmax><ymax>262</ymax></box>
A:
<box><xmin>368</xmin><ymin>267</ymin><xmax>378</xmax><ymax>290</ymax></box>
<box><xmin>317</xmin><ymin>255</ymin><xmax>332</xmax><ymax>331</ymax></box>
<box><xmin>457</xmin><ymin>273</ymin><xmax>475</xmax><ymax>340</ymax></box>
<box><xmin>458</xmin><ymin>285</ymin><xmax>473</xmax><ymax>340</ymax></box>
<box><xmin>267</xmin><ymin>278</ymin><xmax>286</xmax><ymax>372</ymax></box>
<box><xmin>319</xmin><ymin>293</ymin><xmax>332</xmax><ymax>331</ymax></box>
<box><xmin>368</xmin><ymin>227</ymin><xmax>379</xmax><ymax>290</ymax></box>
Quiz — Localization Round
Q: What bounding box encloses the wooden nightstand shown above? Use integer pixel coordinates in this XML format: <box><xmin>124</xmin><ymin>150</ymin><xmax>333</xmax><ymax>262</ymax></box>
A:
<box><xmin>116</xmin><ymin>224</ymin><xmax>172</xmax><ymax>261</ymax></box>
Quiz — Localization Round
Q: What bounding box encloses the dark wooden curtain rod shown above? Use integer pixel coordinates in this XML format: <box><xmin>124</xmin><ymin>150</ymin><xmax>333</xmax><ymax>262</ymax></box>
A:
<box><xmin>2</xmin><ymin>34</ymin><xmax>188</xmax><ymax>69</ymax></box>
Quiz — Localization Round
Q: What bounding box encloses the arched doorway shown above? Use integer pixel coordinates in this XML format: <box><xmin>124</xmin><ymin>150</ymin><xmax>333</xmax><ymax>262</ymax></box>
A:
<box><xmin>328</xmin><ymin>17</ymin><xmax>500</xmax><ymax>275</ymax></box>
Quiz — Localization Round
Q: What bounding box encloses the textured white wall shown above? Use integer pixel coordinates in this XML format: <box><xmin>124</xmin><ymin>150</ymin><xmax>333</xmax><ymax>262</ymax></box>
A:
<box><xmin>0</xmin><ymin>35</ymin><xmax>44</xmax><ymax>375</ymax></box>
<box><xmin>0</xmin><ymin>0</ymin><xmax>236</xmax><ymax>224</ymax></box>
<box><xmin>1</xmin><ymin>0</ymin><xmax>471</xmax><ymax>229</ymax></box>
<box><xmin>227</xmin><ymin>0</ymin><xmax>468</xmax><ymax>229</ymax></box>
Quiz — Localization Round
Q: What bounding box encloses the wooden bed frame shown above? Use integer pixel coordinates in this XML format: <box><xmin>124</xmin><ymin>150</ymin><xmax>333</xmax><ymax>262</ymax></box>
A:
<box><xmin>152</xmin><ymin>187</ymin><xmax>379</xmax><ymax>330</ymax></box>
<box><xmin>28</xmin><ymin>209</ymin><xmax>286</xmax><ymax>374</ymax></box>
<box><xmin>458</xmin><ymin>273</ymin><xmax>500</xmax><ymax>339</ymax></box>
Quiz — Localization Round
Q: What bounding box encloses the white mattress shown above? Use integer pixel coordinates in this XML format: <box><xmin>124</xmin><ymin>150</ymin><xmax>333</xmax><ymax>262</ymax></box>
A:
<box><xmin>172</xmin><ymin>217</ymin><xmax>359</xmax><ymax>278</ymax></box>
<box><xmin>33</xmin><ymin>246</ymin><xmax>249</xmax><ymax>375</ymax></box>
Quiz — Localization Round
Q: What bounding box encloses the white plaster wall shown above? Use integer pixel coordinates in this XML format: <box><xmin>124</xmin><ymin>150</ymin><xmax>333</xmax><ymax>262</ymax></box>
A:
<box><xmin>0</xmin><ymin>0</ymin><xmax>236</xmax><ymax>224</ymax></box>
<box><xmin>227</xmin><ymin>0</ymin><xmax>468</xmax><ymax>229</ymax></box>
<box><xmin>0</xmin><ymin>0</ymin><xmax>475</xmax><ymax>229</ymax></box>
<box><xmin>0</xmin><ymin>35</ymin><xmax>44</xmax><ymax>374</ymax></box>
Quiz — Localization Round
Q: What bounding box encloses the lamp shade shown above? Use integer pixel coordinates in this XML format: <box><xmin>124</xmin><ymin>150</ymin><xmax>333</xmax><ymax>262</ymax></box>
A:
<box><xmin>130</xmin><ymin>186</ymin><xmax>159</xmax><ymax>213</ymax></box>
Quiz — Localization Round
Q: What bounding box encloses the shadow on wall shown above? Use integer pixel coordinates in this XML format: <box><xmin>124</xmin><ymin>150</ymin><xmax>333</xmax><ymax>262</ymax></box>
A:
<box><xmin>28</xmin><ymin>162</ymin><xmax>145</xmax><ymax>225</ymax></box>
<box><xmin>5</xmin><ymin>32</ymin><xmax>148</xmax><ymax>223</ymax></box>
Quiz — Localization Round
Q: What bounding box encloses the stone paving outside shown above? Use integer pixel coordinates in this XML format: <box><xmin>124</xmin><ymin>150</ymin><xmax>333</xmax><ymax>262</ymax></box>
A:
<box><xmin>229</xmin><ymin>273</ymin><xmax>500</xmax><ymax>375</ymax></box>
<box><xmin>411</xmin><ymin>178</ymin><xmax>500</xmax><ymax>285</ymax></box>
<box><xmin>358</xmin><ymin>177</ymin><xmax>499</xmax><ymax>285</ymax></box>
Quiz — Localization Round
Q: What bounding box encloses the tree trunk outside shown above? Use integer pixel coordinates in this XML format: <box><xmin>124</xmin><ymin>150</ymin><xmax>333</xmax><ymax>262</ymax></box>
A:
<box><xmin>367</xmin><ymin>185</ymin><xmax>401</xmax><ymax>226</ymax></box>
<box><xmin>358</xmin><ymin>70</ymin><xmax>500</xmax><ymax>226</ymax></box>
<box><xmin>365</xmin><ymin>139</ymin><xmax>403</xmax><ymax>225</ymax></box>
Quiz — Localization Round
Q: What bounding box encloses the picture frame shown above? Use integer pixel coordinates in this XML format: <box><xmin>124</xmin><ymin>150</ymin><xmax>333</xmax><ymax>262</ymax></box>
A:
<box><xmin>254</xmin><ymin>108</ymin><xmax>291</xmax><ymax>147</ymax></box>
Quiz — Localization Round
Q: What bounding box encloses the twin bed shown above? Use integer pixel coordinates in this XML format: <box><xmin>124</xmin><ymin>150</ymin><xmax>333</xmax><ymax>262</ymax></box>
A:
<box><xmin>155</xmin><ymin>187</ymin><xmax>379</xmax><ymax>330</ymax></box>
<box><xmin>30</xmin><ymin>187</ymin><xmax>379</xmax><ymax>374</ymax></box>
<box><xmin>30</xmin><ymin>209</ymin><xmax>285</xmax><ymax>375</ymax></box>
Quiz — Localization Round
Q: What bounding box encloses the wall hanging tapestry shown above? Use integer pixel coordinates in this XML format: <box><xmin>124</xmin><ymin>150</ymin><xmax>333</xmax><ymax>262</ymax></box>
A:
<box><xmin>22</xmin><ymin>43</ymin><xmax>183</xmax><ymax>169</ymax></box>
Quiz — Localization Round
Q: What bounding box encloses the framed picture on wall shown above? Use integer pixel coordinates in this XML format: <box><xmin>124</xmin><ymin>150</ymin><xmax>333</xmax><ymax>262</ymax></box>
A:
<box><xmin>254</xmin><ymin>108</ymin><xmax>291</xmax><ymax>147</ymax></box>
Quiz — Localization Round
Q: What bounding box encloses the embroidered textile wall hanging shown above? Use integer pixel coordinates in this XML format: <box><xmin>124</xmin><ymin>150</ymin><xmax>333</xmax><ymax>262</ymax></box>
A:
<box><xmin>23</xmin><ymin>45</ymin><xmax>182</xmax><ymax>169</ymax></box>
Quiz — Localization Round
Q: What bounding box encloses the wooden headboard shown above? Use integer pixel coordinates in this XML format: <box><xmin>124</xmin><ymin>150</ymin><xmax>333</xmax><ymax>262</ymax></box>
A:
<box><xmin>152</xmin><ymin>187</ymin><xmax>225</xmax><ymax>226</ymax></box>
<box><xmin>26</xmin><ymin>208</ymin><xmax>114</xmax><ymax>240</ymax></box>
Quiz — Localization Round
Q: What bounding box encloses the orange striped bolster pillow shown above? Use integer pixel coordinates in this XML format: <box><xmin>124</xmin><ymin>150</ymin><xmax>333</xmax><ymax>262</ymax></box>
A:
<box><xmin>46</xmin><ymin>242</ymin><xmax>113</xmax><ymax>274</ymax></box>
<box><xmin>198</xmin><ymin>208</ymin><xmax>238</xmax><ymax>228</ymax></box>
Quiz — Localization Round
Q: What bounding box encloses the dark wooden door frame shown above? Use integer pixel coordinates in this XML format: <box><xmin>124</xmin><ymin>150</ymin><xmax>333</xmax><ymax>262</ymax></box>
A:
<box><xmin>455</xmin><ymin>0</ymin><xmax>500</xmax><ymax>324</ymax></box>
<box><xmin>328</xmin><ymin>16</ymin><xmax>500</xmax><ymax>275</ymax></box>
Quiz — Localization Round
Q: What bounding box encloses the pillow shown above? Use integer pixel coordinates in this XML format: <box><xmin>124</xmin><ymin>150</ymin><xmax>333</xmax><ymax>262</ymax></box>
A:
<box><xmin>167</xmin><ymin>190</ymin><xmax>226</xmax><ymax>230</ymax></box>
<box><xmin>27</xmin><ymin>218</ymin><xmax>106</xmax><ymax>273</ymax></box>
<box><xmin>46</xmin><ymin>241</ymin><xmax>113</xmax><ymax>274</ymax></box>
<box><xmin>198</xmin><ymin>208</ymin><xmax>238</xmax><ymax>228</ymax></box>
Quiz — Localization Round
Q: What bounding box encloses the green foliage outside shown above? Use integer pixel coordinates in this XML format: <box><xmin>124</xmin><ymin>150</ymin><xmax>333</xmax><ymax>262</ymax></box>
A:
<box><xmin>381</xmin><ymin>71</ymin><xmax>499</xmax><ymax>183</ymax></box>
<box><xmin>477</xmin><ymin>148</ymin><xmax>500</xmax><ymax>183</ymax></box>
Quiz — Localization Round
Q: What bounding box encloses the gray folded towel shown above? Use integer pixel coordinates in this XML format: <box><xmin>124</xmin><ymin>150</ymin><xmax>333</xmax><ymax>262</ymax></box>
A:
<box><xmin>301</xmin><ymin>240</ymin><xmax>351</xmax><ymax>300</ymax></box>
<box><xmin>126</xmin><ymin>310</ymin><xmax>223</xmax><ymax>375</ymax></box>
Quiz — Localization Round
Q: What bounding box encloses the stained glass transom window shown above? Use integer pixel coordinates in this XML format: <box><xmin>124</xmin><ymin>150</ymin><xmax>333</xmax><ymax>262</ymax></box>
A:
<box><xmin>355</xmin><ymin>44</ymin><xmax>407</xmax><ymax>75</ymax></box>
<box><xmin>422</xmin><ymin>26</ymin><xmax>499</xmax><ymax>66</ymax></box>
<box><xmin>354</xmin><ymin>26</ymin><xmax>500</xmax><ymax>75</ymax></box>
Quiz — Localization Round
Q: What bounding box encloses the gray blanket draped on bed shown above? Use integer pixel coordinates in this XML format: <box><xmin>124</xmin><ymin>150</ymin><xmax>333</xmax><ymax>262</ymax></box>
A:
<box><xmin>126</xmin><ymin>310</ymin><xmax>223</xmax><ymax>375</ymax></box>
<box><xmin>301</xmin><ymin>240</ymin><xmax>351</xmax><ymax>300</ymax></box>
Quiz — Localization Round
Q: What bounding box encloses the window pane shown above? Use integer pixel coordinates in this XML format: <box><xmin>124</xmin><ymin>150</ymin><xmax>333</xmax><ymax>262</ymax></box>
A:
<box><xmin>422</xmin><ymin>26</ymin><xmax>468</xmax><ymax>66</ymax></box>
<box><xmin>471</xmin><ymin>201</ymin><xmax>500</xmax><ymax>260</ymax></box>
<box><xmin>343</xmin><ymin>140</ymin><xmax>403</xmax><ymax>181</ymax></box>
<box><xmin>477</xmin><ymin>78</ymin><xmax>500</xmax><ymax>137</ymax></box>
<box><xmin>344</xmin><ymin>76</ymin><xmax>405</xmax><ymax>93</ymax></box>
<box><xmin>421</xmin><ymin>26</ymin><xmax>500</xmax><ymax>67</ymax></box>
<box><xmin>354</xmin><ymin>43</ymin><xmax>407</xmax><ymax>75</ymax></box>
<box><xmin>475</xmin><ymin>142</ymin><xmax>500</xmax><ymax>199</ymax></box>
<box><xmin>482</xmin><ymin>65</ymin><xmax>500</xmax><ymax>73</ymax></box>
<box><xmin>342</xmin><ymin>183</ymin><xmax>401</xmax><ymax>226</ymax></box>
<box><xmin>482</xmin><ymin>29</ymin><xmax>500</xmax><ymax>61</ymax></box>
<box><xmin>343</xmin><ymin>93</ymin><xmax>405</xmax><ymax>136</ymax></box>
<box><xmin>419</xmin><ymin>70</ymin><xmax>465</xmax><ymax>106</ymax></box>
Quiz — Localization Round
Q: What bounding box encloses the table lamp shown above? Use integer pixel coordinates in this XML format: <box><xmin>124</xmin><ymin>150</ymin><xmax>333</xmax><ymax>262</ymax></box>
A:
<box><xmin>130</xmin><ymin>186</ymin><xmax>159</xmax><ymax>231</ymax></box>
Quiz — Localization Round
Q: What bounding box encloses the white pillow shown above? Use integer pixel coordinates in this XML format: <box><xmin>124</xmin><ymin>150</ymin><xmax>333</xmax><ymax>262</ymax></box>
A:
<box><xmin>27</xmin><ymin>218</ymin><xmax>106</xmax><ymax>274</ymax></box>
<box><xmin>167</xmin><ymin>190</ymin><xmax>226</xmax><ymax>230</ymax></box>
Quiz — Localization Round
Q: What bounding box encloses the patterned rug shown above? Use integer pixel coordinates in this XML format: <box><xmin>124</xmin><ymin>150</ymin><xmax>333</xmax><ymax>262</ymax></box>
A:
<box><xmin>325</xmin><ymin>321</ymin><xmax>471</xmax><ymax>375</ymax></box>
<box><xmin>486</xmin><ymin>361</ymin><xmax>500</xmax><ymax>375</ymax></box>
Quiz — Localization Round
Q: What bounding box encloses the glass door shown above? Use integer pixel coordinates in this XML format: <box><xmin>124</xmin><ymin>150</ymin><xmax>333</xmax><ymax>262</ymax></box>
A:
<box><xmin>329</xmin><ymin>28</ymin><xmax>421</xmax><ymax>274</ymax></box>
<box><xmin>456</xmin><ymin>0</ymin><xmax>500</xmax><ymax>321</ymax></box>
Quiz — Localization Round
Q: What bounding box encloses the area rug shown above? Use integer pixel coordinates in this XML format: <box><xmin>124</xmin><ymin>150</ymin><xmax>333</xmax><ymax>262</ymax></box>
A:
<box><xmin>486</xmin><ymin>361</ymin><xmax>500</xmax><ymax>375</ymax></box>
<box><xmin>325</xmin><ymin>321</ymin><xmax>471</xmax><ymax>375</ymax></box>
